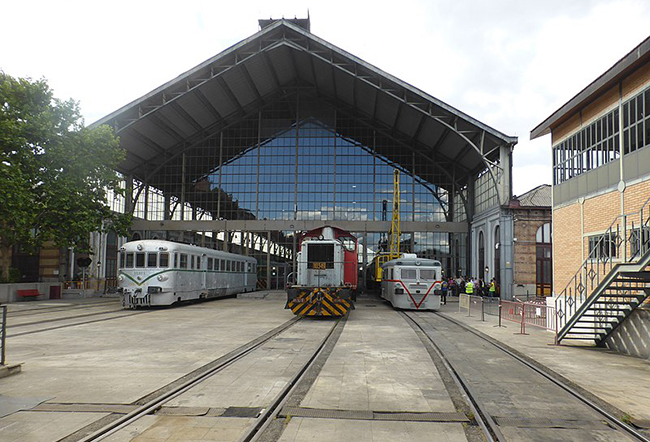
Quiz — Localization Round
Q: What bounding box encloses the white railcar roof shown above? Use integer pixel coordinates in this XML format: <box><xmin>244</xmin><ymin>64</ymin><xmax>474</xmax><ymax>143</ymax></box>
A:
<box><xmin>382</xmin><ymin>257</ymin><xmax>442</xmax><ymax>268</ymax></box>
<box><xmin>120</xmin><ymin>240</ymin><xmax>257</xmax><ymax>262</ymax></box>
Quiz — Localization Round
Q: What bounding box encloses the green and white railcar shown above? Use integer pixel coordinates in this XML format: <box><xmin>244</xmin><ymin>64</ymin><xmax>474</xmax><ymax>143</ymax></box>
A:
<box><xmin>118</xmin><ymin>240</ymin><xmax>257</xmax><ymax>308</ymax></box>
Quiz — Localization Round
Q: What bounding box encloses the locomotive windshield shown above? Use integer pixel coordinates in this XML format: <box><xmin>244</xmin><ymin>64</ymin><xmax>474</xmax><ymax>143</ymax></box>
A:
<box><xmin>420</xmin><ymin>269</ymin><xmax>436</xmax><ymax>280</ymax></box>
<box><xmin>401</xmin><ymin>269</ymin><xmax>416</xmax><ymax>280</ymax></box>
<box><xmin>307</xmin><ymin>243</ymin><xmax>334</xmax><ymax>269</ymax></box>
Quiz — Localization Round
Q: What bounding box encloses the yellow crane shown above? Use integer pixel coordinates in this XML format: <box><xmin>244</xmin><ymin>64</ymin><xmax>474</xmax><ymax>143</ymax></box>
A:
<box><xmin>374</xmin><ymin>169</ymin><xmax>401</xmax><ymax>282</ymax></box>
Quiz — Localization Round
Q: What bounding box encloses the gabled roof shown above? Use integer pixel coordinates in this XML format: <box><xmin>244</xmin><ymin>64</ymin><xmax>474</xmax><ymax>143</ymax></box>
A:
<box><xmin>515</xmin><ymin>184</ymin><xmax>551</xmax><ymax>207</ymax></box>
<box><xmin>92</xmin><ymin>20</ymin><xmax>517</xmax><ymax>187</ymax></box>
<box><xmin>531</xmin><ymin>35</ymin><xmax>650</xmax><ymax>140</ymax></box>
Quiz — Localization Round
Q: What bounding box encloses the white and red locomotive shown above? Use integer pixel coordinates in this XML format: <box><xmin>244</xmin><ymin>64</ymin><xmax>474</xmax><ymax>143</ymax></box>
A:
<box><xmin>285</xmin><ymin>226</ymin><xmax>358</xmax><ymax>316</ymax></box>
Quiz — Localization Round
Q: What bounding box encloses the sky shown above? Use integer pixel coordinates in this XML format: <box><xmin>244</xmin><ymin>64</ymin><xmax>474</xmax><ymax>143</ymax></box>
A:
<box><xmin>2</xmin><ymin>0</ymin><xmax>649</xmax><ymax>196</ymax></box>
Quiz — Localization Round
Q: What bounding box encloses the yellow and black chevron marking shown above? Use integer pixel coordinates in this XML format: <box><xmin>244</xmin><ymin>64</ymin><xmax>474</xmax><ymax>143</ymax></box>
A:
<box><xmin>288</xmin><ymin>287</ymin><xmax>352</xmax><ymax>317</ymax></box>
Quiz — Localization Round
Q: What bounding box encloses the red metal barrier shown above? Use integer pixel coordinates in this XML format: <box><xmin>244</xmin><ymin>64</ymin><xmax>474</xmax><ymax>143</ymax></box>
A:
<box><xmin>499</xmin><ymin>300</ymin><xmax>558</xmax><ymax>341</ymax></box>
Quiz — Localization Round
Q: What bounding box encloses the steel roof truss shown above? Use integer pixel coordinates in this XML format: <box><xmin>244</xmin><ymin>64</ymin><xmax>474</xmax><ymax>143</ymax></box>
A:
<box><xmin>284</xmin><ymin>39</ymin><xmax>497</xmax><ymax>172</ymax></box>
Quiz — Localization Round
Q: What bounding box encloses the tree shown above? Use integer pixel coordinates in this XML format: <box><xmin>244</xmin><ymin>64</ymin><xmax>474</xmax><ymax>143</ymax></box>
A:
<box><xmin>0</xmin><ymin>72</ymin><xmax>131</xmax><ymax>280</ymax></box>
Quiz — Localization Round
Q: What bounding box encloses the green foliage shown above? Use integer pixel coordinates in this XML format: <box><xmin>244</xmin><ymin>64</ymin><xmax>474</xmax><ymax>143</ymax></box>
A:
<box><xmin>0</xmin><ymin>72</ymin><xmax>131</xmax><ymax>262</ymax></box>
<box><xmin>0</xmin><ymin>267</ymin><xmax>20</xmax><ymax>283</ymax></box>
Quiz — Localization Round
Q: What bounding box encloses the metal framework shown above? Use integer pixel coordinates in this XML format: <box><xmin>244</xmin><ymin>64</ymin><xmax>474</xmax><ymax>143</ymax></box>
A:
<box><xmin>92</xmin><ymin>19</ymin><xmax>517</xmax><ymax>283</ymax></box>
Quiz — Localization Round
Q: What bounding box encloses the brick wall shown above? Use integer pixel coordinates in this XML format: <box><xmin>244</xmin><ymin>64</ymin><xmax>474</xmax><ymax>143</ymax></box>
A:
<box><xmin>553</xmin><ymin>203</ymin><xmax>583</xmax><ymax>292</ymax></box>
<box><xmin>623</xmin><ymin>179</ymin><xmax>650</xmax><ymax>216</ymax></box>
<box><xmin>554</xmin><ymin>179</ymin><xmax>650</xmax><ymax>293</ymax></box>
<box><xmin>513</xmin><ymin>208</ymin><xmax>551</xmax><ymax>286</ymax></box>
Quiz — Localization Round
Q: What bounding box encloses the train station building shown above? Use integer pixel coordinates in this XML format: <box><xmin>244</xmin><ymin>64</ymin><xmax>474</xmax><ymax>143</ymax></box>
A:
<box><xmin>8</xmin><ymin>17</ymin><xmax>519</xmax><ymax>299</ymax></box>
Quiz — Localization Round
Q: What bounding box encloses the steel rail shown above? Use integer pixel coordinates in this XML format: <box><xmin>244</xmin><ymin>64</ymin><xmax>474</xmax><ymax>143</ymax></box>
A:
<box><xmin>7</xmin><ymin>311</ymin><xmax>152</xmax><ymax>338</ymax></box>
<box><xmin>8</xmin><ymin>309</ymin><xmax>127</xmax><ymax>328</ymax></box>
<box><xmin>436</xmin><ymin>312</ymin><xmax>650</xmax><ymax>442</ymax></box>
<box><xmin>7</xmin><ymin>300</ymin><xmax>118</xmax><ymax>317</ymax></box>
<box><xmin>240</xmin><ymin>316</ymin><xmax>346</xmax><ymax>442</ymax></box>
<box><xmin>402</xmin><ymin>311</ymin><xmax>505</xmax><ymax>442</ymax></box>
<box><xmin>73</xmin><ymin>317</ymin><xmax>302</xmax><ymax>442</ymax></box>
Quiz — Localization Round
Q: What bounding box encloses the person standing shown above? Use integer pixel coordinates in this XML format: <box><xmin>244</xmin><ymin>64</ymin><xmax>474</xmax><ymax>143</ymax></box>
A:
<box><xmin>441</xmin><ymin>279</ymin><xmax>448</xmax><ymax>305</ymax></box>
<box><xmin>465</xmin><ymin>278</ymin><xmax>474</xmax><ymax>295</ymax></box>
<box><xmin>489</xmin><ymin>278</ymin><xmax>496</xmax><ymax>297</ymax></box>
<box><xmin>448</xmin><ymin>277</ymin><xmax>456</xmax><ymax>297</ymax></box>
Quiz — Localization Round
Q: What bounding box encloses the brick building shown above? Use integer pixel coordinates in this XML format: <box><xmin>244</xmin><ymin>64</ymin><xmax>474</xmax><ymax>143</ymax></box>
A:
<box><xmin>531</xmin><ymin>36</ymin><xmax>650</xmax><ymax>355</ymax></box>
<box><xmin>531</xmin><ymin>36</ymin><xmax>650</xmax><ymax>295</ymax></box>
<box><xmin>506</xmin><ymin>185</ymin><xmax>552</xmax><ymax>299</ymax></box>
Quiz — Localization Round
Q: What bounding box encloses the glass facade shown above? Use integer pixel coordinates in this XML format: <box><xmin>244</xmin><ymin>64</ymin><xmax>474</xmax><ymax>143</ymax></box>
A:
<box><xmin>125</xmin><ymin>93</ymin><xmax>472</xmax><ymax>278</ymax></box>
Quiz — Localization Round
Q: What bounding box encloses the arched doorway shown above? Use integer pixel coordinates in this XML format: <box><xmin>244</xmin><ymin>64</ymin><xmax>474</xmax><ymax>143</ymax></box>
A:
<box><xmin>536</xmin><ymin>223</ymin><xmax>552</xmax><ymax>295</ymax></box>
<box><xmin>494</xmin><ymin>225</ymin><xmax>500</xmax><ymax>284</ymax></box>
<box><xmin>478</xmin><ymin>231</ymin><xmax>485</xmax><ymax>280</ymax></box>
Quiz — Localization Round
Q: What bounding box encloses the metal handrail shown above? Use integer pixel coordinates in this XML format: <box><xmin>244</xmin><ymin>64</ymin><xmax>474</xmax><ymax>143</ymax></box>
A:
<box><xmin>555</xmin><ymin>195</ymin><xmax>650</xmax><ymax>330</ymax></box>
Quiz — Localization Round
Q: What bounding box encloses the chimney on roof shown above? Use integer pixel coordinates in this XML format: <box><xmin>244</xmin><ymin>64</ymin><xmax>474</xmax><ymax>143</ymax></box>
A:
<box><xmin>259</xmin><ymin>14</ymin><xmax>311</xmax><ymax>32</ymax></box>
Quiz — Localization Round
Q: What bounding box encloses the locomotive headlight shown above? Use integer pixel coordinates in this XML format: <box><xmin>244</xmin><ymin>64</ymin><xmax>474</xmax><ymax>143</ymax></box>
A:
<box><xmin>157</xmin><ymin>274</ymin><xmax>168</xmax><ymax>281</ymax></box>
<box><xmin>118</xmin><ymin>275</ymin><xmax>124</xmax><ymax>282</ymax></box>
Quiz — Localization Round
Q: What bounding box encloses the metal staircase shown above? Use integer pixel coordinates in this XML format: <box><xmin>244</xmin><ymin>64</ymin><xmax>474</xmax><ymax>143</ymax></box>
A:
<box><xmin>555</xmin><ymin>196</ymin><xmax>650</xmax><ymax>345</ymax></box>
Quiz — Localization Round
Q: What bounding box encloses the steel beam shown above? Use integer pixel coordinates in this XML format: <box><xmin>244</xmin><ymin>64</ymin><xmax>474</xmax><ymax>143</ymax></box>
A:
<box><xmin>131</xmin><ymin>219</ymin><xmax>468</xmax><ymax>234</ymax></box>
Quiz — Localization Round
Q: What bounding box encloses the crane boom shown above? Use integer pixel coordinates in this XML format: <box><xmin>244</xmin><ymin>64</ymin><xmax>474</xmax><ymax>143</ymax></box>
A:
<box><xmin>389</xmin><ymin>169</ymin><xmax>401</xmax><ymax>259</ymax></box>
<box><xmin>373</xmin><ymin>170</ymin><xmax>401</xmax><ymax>283</ymax></box>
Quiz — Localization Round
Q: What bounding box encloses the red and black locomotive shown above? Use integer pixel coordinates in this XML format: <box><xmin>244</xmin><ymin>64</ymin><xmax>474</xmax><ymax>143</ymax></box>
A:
<box><xmin>285</xmin><ymin>226</ymin><xmax>358</xmax><ymax>316</ymax></box>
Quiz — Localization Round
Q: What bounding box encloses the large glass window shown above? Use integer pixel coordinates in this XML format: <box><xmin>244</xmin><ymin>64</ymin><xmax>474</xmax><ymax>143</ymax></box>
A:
<box><xmin>141</xmin><ymin>97</ymin><xmax>448</xmax><ymax>224</ymax></box>
<box><xmin>147</xmin><ymin>253</ymin><xmax>157</xmax><ymax>268</ymax></box>
<box><xmin>553</xmin><ymin>84</ymin><xmax>650</xmax><ymax>185</ymax></box>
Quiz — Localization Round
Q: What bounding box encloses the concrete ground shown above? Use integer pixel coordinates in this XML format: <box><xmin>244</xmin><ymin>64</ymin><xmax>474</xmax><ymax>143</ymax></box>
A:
<box><xmin>0</xmin><ymin>292</ymin><xmax>648</xmax><ymax>441</ymax></box>
<box><xmin>441</xmin><ymin>297</ymin><xmax>650</xmax><ymax>424</ymax></box>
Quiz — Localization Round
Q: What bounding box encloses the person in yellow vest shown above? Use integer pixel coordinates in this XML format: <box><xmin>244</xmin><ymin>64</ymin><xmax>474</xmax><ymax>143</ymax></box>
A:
<box><xmin>489</xmin><ymin>278</ymin><xmax>497</xmax><ymax>297</ymax></box>
<box><xmin>465</xmin><ymin>279</ymin><xmax>474</xmax><ymax>295</ymax></box>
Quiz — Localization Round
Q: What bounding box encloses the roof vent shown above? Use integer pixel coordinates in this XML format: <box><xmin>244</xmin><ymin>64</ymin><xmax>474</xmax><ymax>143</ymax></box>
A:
<box><xmin>259</xmin><ymin>14</ymin><xmax>311</xmax><ymax>32</ymax></box>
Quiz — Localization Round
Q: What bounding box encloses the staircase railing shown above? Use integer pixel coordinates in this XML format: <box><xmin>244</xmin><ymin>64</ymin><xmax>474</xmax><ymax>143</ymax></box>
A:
<box><xmin>555</xmin><ymin>195</ymin><xmax>650</xmax><ymax>330</ymax></box>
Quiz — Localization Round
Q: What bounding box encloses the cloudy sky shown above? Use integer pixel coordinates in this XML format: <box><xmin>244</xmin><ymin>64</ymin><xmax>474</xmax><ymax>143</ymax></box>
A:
<box><xmin>2</xmin><ymin>0</ymin><xmax>649</xmax><ymax>196</ymax></box>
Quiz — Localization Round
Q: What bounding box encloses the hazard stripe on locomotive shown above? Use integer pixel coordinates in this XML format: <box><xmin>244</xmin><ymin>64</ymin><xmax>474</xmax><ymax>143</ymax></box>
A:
<box><xmin>285</xmin><ymin>226</ymin><xmax>358</xmax><ymax>317</ymax></box>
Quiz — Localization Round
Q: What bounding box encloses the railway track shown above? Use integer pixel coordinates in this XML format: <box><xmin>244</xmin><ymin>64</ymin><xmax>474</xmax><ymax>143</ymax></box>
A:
<box><xmin>6</xmin><ymin>300</ymin><xmax>119</xmax><ymax>318</ymax></box>
<box><xmin>61</xmin><ymin>315</ymin><xmax>346</xmax><ymax>442</ymax></box>
<box><xmin>7</xmin><ymin>310</ymin><xmax>152</xmax><ymax>338</ymax></box>
<box><xmin>403</xmin><ymin>311</ymin><xmax>649</xmax><ymax>442</ymax></box>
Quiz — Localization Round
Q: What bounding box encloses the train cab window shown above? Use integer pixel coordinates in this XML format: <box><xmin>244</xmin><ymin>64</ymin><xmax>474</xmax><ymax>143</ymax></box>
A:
<box><xmin>180</xmin><ymin>254</ymin><xmax>188</xmax><ymax>269</ymax></box>
<box><xmin>420</xmin><ymin>269</ymin><xmax>435</xmax><ymax>280</ymax></box>
<box><xmin>226</xmin><ymin>261</ymin><xmax>231</xmax><ymax>272</ymax></box>
<box><xmin>190</xmin><ymin>255</ymin><xmax>195</xmax><ymax>270</ymax></box>
<box><xmin>207</xmin><ymin>258</ymin><xmax>213</xmax><ymax>270</ymax></box>
<box><xmin>147</xmin><ymin>253</ymin><xmax>157</xmax><ymax>268</ymax></box>
<box><xmin>247</xmin><ymin>263</ymin><xmax>252</xmax><ymax>273</ymax></box>
<box><xmin>217</xmin><ymin>259</ymin><xmax>223</xmax><ymax>271</ymax></box>
<box><xmin>159</xmin><ymin>253</ymin><xmax>169</xmax><ymax>268</ymax></box>
<box><xmin>340</xmin><ymin>237</ymin><xmax>356</xmax><ymax>252</ymax></box>
<box><xmin>308</xmin><ymin>244</ymin><xmax>334</xmax><ymax>268</ymax></box>
<box><xmin>136</xmin><ymin>253</ymin><xmax>145</xmax><ymax>268</ymax></box>
<box><xmin>174</xmin><ymin>253</ymin><xmax>179</xmax><ymax>268</ymax></box>
<box><xmin>401</xmin><ymin>269</ymin><xmax>416</xmax><ymax>280</ymax></box>
<box><xmin>197</xmin><ymin>256</ymin><xmax>202</xmax><ymax>269</ymax></box>
<box><xmin>119</xmin><ymin>252</ymin><xmax>126</xmax><ymax>268</ymax></box>
<box><xmin>237</xmin><ymin>262</ymin><xmax>242</xmax><ymax>272</ymax></box>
